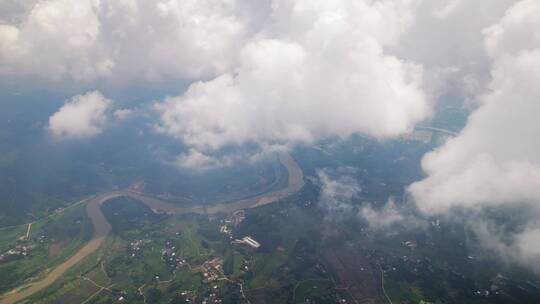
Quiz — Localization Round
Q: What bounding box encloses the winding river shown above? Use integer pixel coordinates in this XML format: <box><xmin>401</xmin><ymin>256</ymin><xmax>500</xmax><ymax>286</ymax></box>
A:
<box><xmin>1</xmin><ymin>152</ymin><xmax>304</xmax><ymax>304</ymax></box>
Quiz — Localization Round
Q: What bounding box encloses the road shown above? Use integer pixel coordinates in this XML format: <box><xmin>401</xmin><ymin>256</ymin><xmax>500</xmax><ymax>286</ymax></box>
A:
<box><xmin>0</xmin><ymin>152</ymin><xmax>304</xmax><ymax>304</ymax></box>
<box><xmin>378</xmin><ymin>263</ymin><xmax>393</xmax><ymax>304</ymax></box>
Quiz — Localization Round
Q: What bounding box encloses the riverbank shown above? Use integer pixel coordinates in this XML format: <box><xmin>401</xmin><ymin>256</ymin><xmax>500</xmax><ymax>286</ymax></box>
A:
<box><xmin>0</xmin><ymin>152</ymin><xmax>303</xmax><ymax>304</ymax></box>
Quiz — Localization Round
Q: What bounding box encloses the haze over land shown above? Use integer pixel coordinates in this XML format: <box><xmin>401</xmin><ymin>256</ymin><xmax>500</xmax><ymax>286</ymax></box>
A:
<box><xmin>1</xmin><ymin>0</ymin><xmax>540</xmax><ymax>303</ymax></box>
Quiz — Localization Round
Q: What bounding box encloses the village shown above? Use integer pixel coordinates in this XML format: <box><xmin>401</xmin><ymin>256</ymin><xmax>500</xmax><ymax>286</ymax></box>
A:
<box><xmin>137</xmin><ymin>209</ymin><xmax>260</xmax><ymax>303</ymax></box>
<box><xmin>0</xmin><ymin>232</ymin><xmax>45</xmax><ymax>264</ymax></box>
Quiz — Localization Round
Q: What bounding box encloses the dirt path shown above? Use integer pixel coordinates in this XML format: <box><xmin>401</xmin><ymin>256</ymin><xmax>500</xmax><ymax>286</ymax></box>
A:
<box><xmin>0</xmin><ymin>152</ymin><xmax>303</xmax><ymax>304</ymax></box>
<box><xmin>24</xmin><ymin>224</ymin><xmax>31</xmax><ymax>239</ymax></box>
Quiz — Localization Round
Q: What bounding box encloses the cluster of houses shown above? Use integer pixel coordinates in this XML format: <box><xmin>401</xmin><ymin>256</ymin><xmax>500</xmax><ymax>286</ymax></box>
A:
<box><xmin>216</xmin><ymin>209</ymin><xmax>261</xmax><ymax>250</ymax></box>
<box><xmin>162</xmin><ymin>240</ymin><xmax>187</xmax><ymax>271</ymax></box>
<box><xmin>202</xmin><ymin>257</ymin><xmax>224</xmax><ymax>283</ymax></box>
<box><xmin>201</xmin><ymin>285</ymin><xmax>223</xmax><ymax>304</ymax></box>
<box><xmin>219</xmin><ymin>210</ymin><xmax>246</xmax><ymax>238</ymax></box>
<box><xmin>0</xmin><ymin>243</ymin><xmax>34</xmax><ymax>262</ymax></box>
<box><xmin>128</xmin><ymin>239</ymin><xmax>150</xmax><ymax>258</ymax></box>
<box><xmin>0</xmin><ymin>235</ymin><xmax>41</xmax><ymax>263</ymax></box>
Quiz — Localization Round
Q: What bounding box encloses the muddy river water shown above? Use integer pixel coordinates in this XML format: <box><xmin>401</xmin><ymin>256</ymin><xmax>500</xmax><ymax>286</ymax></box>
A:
<box><xmin>0</xmin><ymin>152</ymin><xmax>303</xmax><ymax>304</ymax></box>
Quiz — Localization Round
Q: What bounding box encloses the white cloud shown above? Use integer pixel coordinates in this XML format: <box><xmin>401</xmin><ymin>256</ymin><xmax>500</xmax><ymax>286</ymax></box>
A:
<box><xmin>0</xmin><ymin>0</ymin><xmax>259</xmax><ymax>81</ymax></box>
<box><xmin>174</xmin><ymin>149</ymin><xmax>237</xmax><ymax>172</ymax></box>
<box><xmin>468</xmin><ymin>216</ymin><xmax>540</xmax><ymax>273</ymax></box>
<box><xmin>315</xmin><ymin>167</ymin><xmax>361</xmax><ymax>222</ymax></box>
<box><xmin>0</xmin><ymin>0</ymin><xmax>109</xmax><ymax>80</ymax></box>
<box><xmin>3</xmin><ymin>0</ymin><xmax>518</xmax><ymax>160</ymax></box>
<box><xmin>0</xmin><ymin>0</ymin><xmax>517</xmax><ymax>100</ymax></box>
<box><xmin>316</xmin><ymin>168</ymin><xmax>422</xmax><ymax>231</ymax></box>
<box><xmin>156</xmin><ymin>0</ymin><xmax>429</xmax><ymax>152</ymax></box>
<box><xmin>0</xmin><ymin>0</ymin><xmax>39</xmax><ymax>23</ymax></box>
<box><xmin>48</xmin><ymin>91</ymin><xmax>112</xmax><ymax>140</ymax></box>
<box><xmin>432</xmin><ymin>0</ymin><xmax>461</xmax><ymax>19</ymax></box>
<box><xmin>393</xmin><ymin>0</ymin><xmax>515</xmax><ymax>100</ymax></box>
<box><xmin>360</xmin><ymin>199</ymin><xmax>405</xmax><ymax>230</ymax></box>
<box><xmin>113</xmin><ymin>108</ymin><xmax>135</xmax><ymax>121</ymax></box>
<box><xmin>515</xmin><ymin>227</ymin><xmax>540</xmax><ymax>266</ymax></box>
<box><xmin>409</xmin><ymin>0</ymin><xmax>540</xmax><ymax>268</ymax></box>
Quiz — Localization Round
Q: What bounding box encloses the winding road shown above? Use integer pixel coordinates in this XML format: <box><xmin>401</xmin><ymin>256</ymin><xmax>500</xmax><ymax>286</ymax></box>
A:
<box><xmin>1</xmin><ymin>152</ymin><xmax>304</xmax><ymax>304</ymax></box>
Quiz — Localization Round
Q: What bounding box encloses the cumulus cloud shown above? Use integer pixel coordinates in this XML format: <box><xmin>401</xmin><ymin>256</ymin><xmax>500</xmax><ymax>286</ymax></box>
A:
<box><xmin>156</xmin><ymin>0</ymin><xmax>429</xmax><ymax>153</ymax></box>
<box><xmin>468</xmin><ymin>215</ymin><xmax>540</xmax><ymax>273</ymax></box>
<box><xmin>173</xmin><ymin>144</ymin><xmax>283</xmax><ymax>172</ymax></box>
<box><xmin>514</xmin><ymin>227</ymin><xmax>540</xmax><ymax>266</ymax></box>
<box><xmin>0</xmin><ymin>0</ymin><xmax>38</xmax><ymax>24</ymax></box>
<box><xmin>360</xmin><ymin>199</ymin><xmax>406</xmax><ymax>230</ymax></box>
<box><xmin>0</xmin><ymin>0</ymin><xmax>260</xmax><ymax>81</ymax></box>
<box><xmin>113</xmin><ymin>108</ymin><xmax>135</xmax><ymax>121</ymax></box>
<box><xmin>4</xmin><ymin>0</ymin><xmax>517</xmax><ymax>160</ymax></box>
<box><xmin>409</xmin><ymin>0</ymin><xmax>540</xmax><ymax>268</ymax></box>
<box><xmin>316</xmin><ymin>168</ymin><xmax>421</xmax><ymax>232</ymax></box>
<box><xmin>48</xmin><ymin>91</ymin><xmax>112</xmax><ymax>140</ymax></box>
<box><xmin>393</xmin><ymin>0</ymin><xmax>515</xmax><ymax>100</ymax></box>
<box><xmin>0</xmin><ymin>0</ymin><xmax>516</xmax><ymax>103</ymax></box>
<box><xmin>174</xmin><ymin>149</ymin><xmax>237</xmax><ymax>172</ymax></box>
<box><xmin>316</xmin><ymin>167</ymin><xmax>361</xmax><ymax>218</ymax></box>
<box><xmin>0</xmin><ymin>0</ymin><xmax>109</xmax><ymax>80</ymax></box>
